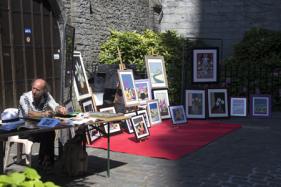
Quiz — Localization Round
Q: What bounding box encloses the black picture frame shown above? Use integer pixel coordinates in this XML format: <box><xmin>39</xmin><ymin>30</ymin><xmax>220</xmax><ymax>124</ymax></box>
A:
<box><xmin>192</xmin><ymin>48</ymin><xmax>219</xmax><ymax>83</ymax></box>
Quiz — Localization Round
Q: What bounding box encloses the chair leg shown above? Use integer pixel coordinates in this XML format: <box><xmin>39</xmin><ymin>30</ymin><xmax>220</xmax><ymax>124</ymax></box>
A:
<box><xmin>16</xmin><ymin>143</ymin><xmax>23</xmax><ymax>164</ymax></box>
<box><xmin>23</xmin><ymin>141</ymin><xmax>33</xmax><ymax>166</ymax></box>
<box><xmin>3</xmin><ymin>141</ymin><xmax>11</xmax><ymax>173</ymax></box>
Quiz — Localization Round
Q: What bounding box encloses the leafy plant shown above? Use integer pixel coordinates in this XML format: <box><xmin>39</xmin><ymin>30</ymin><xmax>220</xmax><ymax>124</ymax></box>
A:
<box><xmin>0</xmin><ymin>167</ymin><xmax>59</xmax><ymax>187</ymax></box>
<box><xmin>99</xmin><ymin>29</ymin><xmax>193</xmax><ymax>104</ymax></box>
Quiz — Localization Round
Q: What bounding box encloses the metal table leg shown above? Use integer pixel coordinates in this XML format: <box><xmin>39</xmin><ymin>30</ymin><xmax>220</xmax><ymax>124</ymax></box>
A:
<box><xmin>107</xmin><ymin>122</ymin><xmax>110</xmax><ymax>177</ymax></box>
<box><xmin>0</xmin><ymin>141</ymin><xmax>4</xmax><ymax>174</ymax></box>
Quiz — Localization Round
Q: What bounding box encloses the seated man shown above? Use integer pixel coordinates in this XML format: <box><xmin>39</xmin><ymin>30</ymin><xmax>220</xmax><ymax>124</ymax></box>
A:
<box><xmin>19</xmin><ymin>78</ymin><xmax>66</xmax><ymax>168</ymax></box>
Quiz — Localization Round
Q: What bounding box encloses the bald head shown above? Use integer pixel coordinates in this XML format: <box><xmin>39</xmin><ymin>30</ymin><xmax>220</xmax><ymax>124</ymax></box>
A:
<box><xmin>31</xmin><ymin>79</ymin><xmax>47</xmax><ymax>100</ymax></box>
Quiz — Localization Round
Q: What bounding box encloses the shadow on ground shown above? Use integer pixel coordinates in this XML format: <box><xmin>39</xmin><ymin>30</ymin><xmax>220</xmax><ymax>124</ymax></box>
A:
<box><xmin>38</xmin><ymin>155</ymin><xmax>126</xmax><ymax>186</ymax></box>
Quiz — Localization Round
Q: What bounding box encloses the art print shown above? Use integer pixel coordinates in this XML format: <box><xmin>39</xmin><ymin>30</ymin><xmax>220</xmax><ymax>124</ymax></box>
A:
<box><xmin>118</xmin><ymin>70</ymin><xmax>139</xmax><ymax>107</ymax></box>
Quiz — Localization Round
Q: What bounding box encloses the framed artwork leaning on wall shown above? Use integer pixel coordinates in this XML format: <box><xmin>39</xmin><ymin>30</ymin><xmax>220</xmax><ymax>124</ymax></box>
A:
<box><xmin>207</xmin><ymin>89</ymin><xmax>229</xmax><ymax>118</ymax></box>
<box><xmin>230</xmin><ymin>97</ymin><xmax>247</xmax><ymax>117</ymax></box>
<box><xmin>192</xmin><ymin>48</ymin><xmax>219</xmax><ymax>83</ymax></box>
<box><xmin>185</xmin><ymin>90</ymin><xmax>206</xmax><ymax>119</ymax></box>
<box><xmin>250</xmin><ymin>95</ymin><xmax>271</xmax><ymax>117</ymax></box>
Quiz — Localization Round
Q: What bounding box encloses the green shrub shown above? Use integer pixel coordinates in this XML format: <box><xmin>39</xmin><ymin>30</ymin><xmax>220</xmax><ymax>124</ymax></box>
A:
<box><xmin>0</xmin><ymin>167</ymin><xmax>59</xmax><ymax>187</ymax></box>
<box><xmin>99</xmin><ymin>29</ymin><xmax>192</xmax><ymax>104</ymax></box>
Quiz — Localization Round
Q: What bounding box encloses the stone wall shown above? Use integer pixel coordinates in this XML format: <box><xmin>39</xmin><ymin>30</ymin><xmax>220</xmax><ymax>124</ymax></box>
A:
<box><xmin>161</xmin><ymin>0</ymin><xmax>281</xmax><ymax>59</ymax></box>
<box><xmin>61</xmin><ymin>0</ymin><xmax>154</xmax><ymax>73</ymax></box>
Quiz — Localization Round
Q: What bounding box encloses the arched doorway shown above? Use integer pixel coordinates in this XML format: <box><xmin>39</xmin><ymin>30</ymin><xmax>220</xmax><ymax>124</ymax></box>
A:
<box><xmin>0</xmin><ymin>0</ymin><xmax>61</xmax><ymax>111</ymax></box>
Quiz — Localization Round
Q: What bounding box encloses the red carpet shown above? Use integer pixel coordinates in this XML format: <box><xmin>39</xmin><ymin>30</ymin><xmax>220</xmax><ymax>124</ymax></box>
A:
<box><xmin>89</xmin><ymin>120</ymin><xmax>241</xmax><ymax>160</ymax></box>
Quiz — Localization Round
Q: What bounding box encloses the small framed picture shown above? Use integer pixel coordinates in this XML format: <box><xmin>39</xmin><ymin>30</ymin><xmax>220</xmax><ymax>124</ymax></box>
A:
<box><xmin>135</xmin><ymin>79</ymin><xmax>152</xmax><ymax>105</ymax></box>
<box><xmin>87</xmin><ymin>127</ymin><xmax>101</xmax><ymax>143</ymax></box>
<box><xmin>104</xmin><ymin>123</ymin><xmax>122</xmax><ymax>134</ymax></box>
<box><xmin>169</xmin><ymin>105</ymin><xmax>187</xmax><ymax>125</ymax></box>
<box><xmin>73</xmin><ymin>51</ymin><xmax>92</xmax><ymax>101</ymax></box>
<box><xmin>117</xmin><ymin>69</ymin><xmax>139</xmax><ymax>107</ymax></box>
<box><xmin>82</xmin><ymin>99</ymin><xmax>95</xmax><ymax>112</ymax></box>
<box><xmin>207</xmin><ymin>89</ymin><xmax>229</xmax><ymax>118</ymax></box>
<box><xmin>230</xmin><ymin>97</ymin><xmax>247</xmax><ymax>117</ymax></box>
<box><xmin>137</xmin><ymin>109</ymin><xmax>151</xmax><ymax>128</ymax></box>
<box><xmin>250</xmin><ymin>95</ymin><xmax>271</xmax><ymax>117</ymax></box>
<box><xmin>99</xmin><ymin>106</ymin><xmax>116</xmax><ymax>113</ymax></box>
<box><xmin>185</xmin><ymin>90</ymin><xmax>206</xmax><ymax>119</ymax></box>
<box><xmin>145</xmin><ymin>55</ymin><xmax>168</xmax><ymax>89</ymax></box>
<box><xmin>153</xmin><ymin>89</ymin><xmax>171</xmax><ymax>119</ymax></box>
<box><xmin>99</xmin><ymin>107</ymin><xmax>121</xmax><ymax>134</ymax></box>
<box><xmin>192</xmin><ymin>48</ymin><xmax>218</xmax><ymax>83</ymax></box>
<box><xmin>147</xmin><ymin>100</ymin><xmax>162</xmax><ymax>125</ymax></box>
<box><xmin>124</xmin><ymin>112</ymin><xmax>136</xmax><ymax>133</ymax></box>
<box><xmin>131</xmin><ymin>115</ymin><xmax>150</xmax><ymax>140</ymax></box>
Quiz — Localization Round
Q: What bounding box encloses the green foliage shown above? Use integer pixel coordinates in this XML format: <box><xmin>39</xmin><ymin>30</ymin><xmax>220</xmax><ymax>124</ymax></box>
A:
<box><xmin>99</xmin><ymin>30</ymin><xmax>168</xmax><ymax>71</ymax></box>
<box><xmin>224</xmin><ymin>27</ymin><xmax>281</xmax><ymax>109</ymax></box>
<box><xmin>99</xmin><ymin>29</ymin><xmax>191</xmax><ymax>104</ymax></box>
<box><xmin>0</xmin><ymin>168</ymin><xmax>59</xmax><ymax>187</ymax></box>
<box><xmin>225</xmin><ymin>27</ymin><xmax>281</xmax><ymax>68</ymax></box>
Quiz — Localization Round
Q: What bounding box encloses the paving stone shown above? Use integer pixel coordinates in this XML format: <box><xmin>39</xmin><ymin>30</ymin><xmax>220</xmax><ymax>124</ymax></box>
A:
<box><xmin>4</xmin><ymin>112</ymin><xmax>281</xmax><ymax>187</ymax></box>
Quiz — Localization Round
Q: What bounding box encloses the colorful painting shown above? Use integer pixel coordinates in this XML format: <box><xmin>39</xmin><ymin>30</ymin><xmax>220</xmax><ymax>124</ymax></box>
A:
<box><xmin>135</xmin><ymin>79</ymin><xmax>152</xmax><ymax>105</ymax></box>
<box><xmin>153</xmin><ymin>90</ymin><xmax>170</xmax><ymax>119</ymax></box>
<box><xmin>131</xmin><ymin>115</ymin><xmax>150</xmax><ymax>140</ymax></box>
<box><xmin>145</xmin><ymin>56</ymin><xmax>168</xmax><ymax>88</ymax></box>
<box><xmin>147</xmin><ymin>100</ymin><xmax>162</xmax><ymax>125</ymax></box>
<box><xmin>118</xmin><ymin>70</ymin><xmax>139</xmax><ymax>107</ymax></box>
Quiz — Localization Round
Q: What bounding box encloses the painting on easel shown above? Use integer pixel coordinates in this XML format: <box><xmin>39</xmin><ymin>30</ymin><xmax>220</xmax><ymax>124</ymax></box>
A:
<box><xmin>118</xmin><ymin>69</ymin><xmax>139</xmax><ymax>107</ymax></box>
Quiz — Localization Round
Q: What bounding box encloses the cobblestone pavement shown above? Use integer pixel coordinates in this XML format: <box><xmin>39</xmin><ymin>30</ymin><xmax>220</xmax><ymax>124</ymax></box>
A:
<box><xmin>6</xmin><ymin>112</ymin><xmax>281</xmax><ymax>187</ymax></box>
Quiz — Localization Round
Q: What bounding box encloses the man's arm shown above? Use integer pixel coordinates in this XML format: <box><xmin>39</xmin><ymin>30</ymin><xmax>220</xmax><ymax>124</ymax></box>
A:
<box><xmin>47</xmin><ymin>93</ymin><xmax>67</xmax><ymax>115</ymax></box>
<box><xmin>19</xmin><ymin>93</ymin><xmax>53</xmax><ymax>118</ymax></box>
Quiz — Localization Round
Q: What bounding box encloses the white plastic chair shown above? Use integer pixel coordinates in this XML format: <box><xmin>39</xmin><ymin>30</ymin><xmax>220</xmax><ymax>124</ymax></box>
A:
<box><xmin>3</xmin><ymin>135</ymin><xmax>33</xmax><ymax>172</ymax></box>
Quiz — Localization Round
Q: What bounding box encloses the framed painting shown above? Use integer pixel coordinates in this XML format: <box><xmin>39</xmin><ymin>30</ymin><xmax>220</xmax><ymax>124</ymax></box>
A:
<box><xmin>63</xmin><ymin>24</ymin><xmax>75</xmax><ymax>103</ymax></box>
<box><xmin>73</xmin><ymin>51</ymin><xmax>92</xmax><ymax>101</ymax></box>
<box><xmin>185</xmin><ymin>90</ymin><xmax>206</xmax><ymax>119</ymax></box>
<box><xmin>124</xmin><ymin>112</ymin><xmax>136</xmax><ymax>133</ymax></box>
<box><xmin>207</xmin><ymin>89</ymin><xmax>229</xmax><ymax>118</ymax></box>
<box><xmin>153</xmin><ymin>89</ymin><xmax>171</xmax><ymax>119</ymax></box>
<box><xmin>147</xmin><ymin>100</ymin><xmax>162</xmax><ymax>125</ymax></box>
<box><xmin>135</xmin><ymin>79</ymin><xmax>152</xmax><ymax>105</ymax></box>
<box><xmin>145</xmin><ymin>55</ymin><xmax>168</xmax><ymax>89</ymax></box>
<box><xmin>131</xmin><ymin>115</ymin><xmax>150</xmax><ymax>140</ymax></box>
<box><xmin>250</xmin><ymin>95</ymin><xmax>271</xmax><ymax>117</ymax></box>
<box><xmin>86</xmin><ymin>127</ymin><xmax>101</xmax><ymax>143</ymax></box>
<box><xmin>192</xmin><ymin>48</ymin><xmax>218</xmax><ymax>83</ymax></box>
<box><xmin>99</xmin><ymin>106</ymin><xmax>121</xmax><ymax>134</ymax></box>
<box><xmin>169</xmin><ymin>105</ymin><xmax>187</xmax><ymax>125</ymax></box>
<box><xmin>137</xmin><ymin>109</ymin><xmax>151</xmax><ymax>128</ymax></box>
<box><xmin>99</xmin><ymin>106</ymin><xmax>116</xmax><ymax>113</ymax></box>
<box><xmin>117</xmin><ymin>69</ymin><xmax>139</xmax><ymax>107</ymax></box>
<box><xmin>230</xmin><ymin>97</ymin><xmax>247</xmax><ymax>117</ymax></box>
<box><xmin>82</xmin><ymin>99</ymin><xmax>95</xmax><ymax>112</ymax></box>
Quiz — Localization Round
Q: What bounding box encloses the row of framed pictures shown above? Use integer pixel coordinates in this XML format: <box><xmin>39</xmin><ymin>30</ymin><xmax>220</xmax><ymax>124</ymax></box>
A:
<box><xmin>186</xmin><ymin>89</ymin><xmax>271</xmax><ymax>118</ymax></box>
